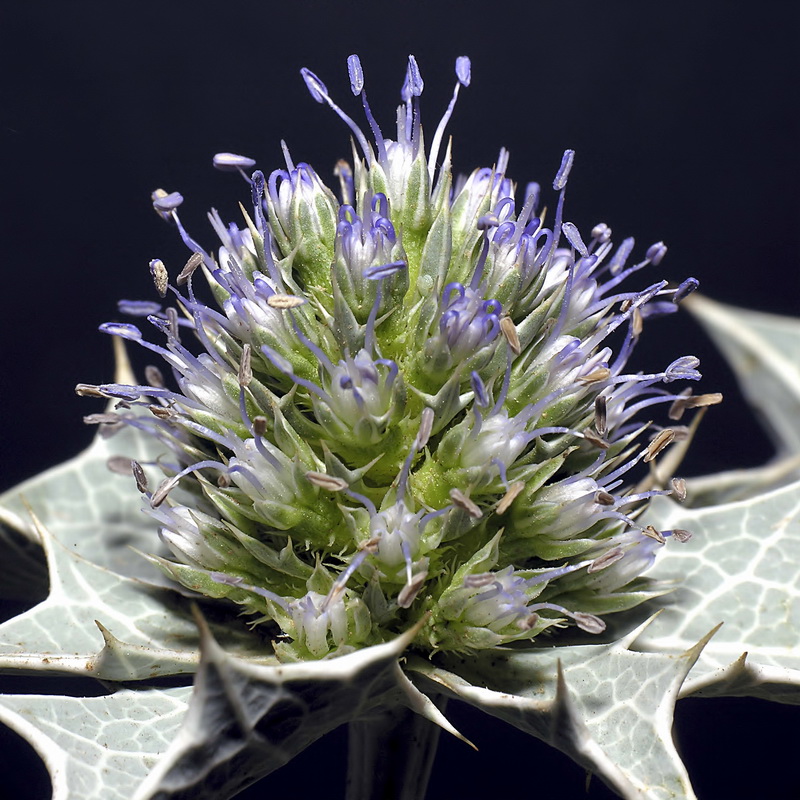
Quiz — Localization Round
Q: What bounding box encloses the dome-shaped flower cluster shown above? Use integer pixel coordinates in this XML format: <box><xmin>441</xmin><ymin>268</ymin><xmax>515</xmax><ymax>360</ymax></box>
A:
<box><xmin>80</xmin><ymin>55</ymin><xmax>717</xmax><ymax>660</ymax></box>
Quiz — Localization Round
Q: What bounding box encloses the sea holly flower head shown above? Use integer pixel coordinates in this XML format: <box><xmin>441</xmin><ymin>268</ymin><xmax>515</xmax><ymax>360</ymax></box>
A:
<box><xmin>84</xmin><ymin>54</ymin><xmax>717</xmax><ymax>661</ymax></box>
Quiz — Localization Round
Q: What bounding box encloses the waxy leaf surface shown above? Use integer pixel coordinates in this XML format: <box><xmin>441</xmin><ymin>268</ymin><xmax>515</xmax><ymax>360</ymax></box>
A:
<box><xmin>412</xmin><ymin>620</ymin><xmax>711</xmax><ymax>800</ymax></box>
<box><xmin>638</xmin><ymin>480</ymin><xmax>800</xmax><ymax>702</ymax></box>
<box><xmin>0</xmin><ymin>686</ymin><xmax>191</xmax><ymax>800</ymax></box>
<box><xmin>685</xmin><ymin>295</ymin><xmax>800</xmax><ymax>503</ymax></box>
<box><xmin>0</xmin><ymin>521</ymin><xmax>271</xmax><ymax>680</ymax></box>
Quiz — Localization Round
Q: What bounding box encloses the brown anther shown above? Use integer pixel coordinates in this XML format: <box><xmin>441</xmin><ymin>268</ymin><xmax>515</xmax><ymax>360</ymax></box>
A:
<box><xmin>305</xmin><ymin>471</ymin><xmax>349</xmax><ymax>492</ymax></box>
<box><xmin>176</xmin><ymin>252</ymin><xmax>203</xmax><ymax>286</ymax></box>
<box><xmin>415</xmin><ymin>407</ymin><xmax>435</xmax><ymax>450</ymax></box>
<box><xmin>463</xmin><ymin>573</ymin><xmax>497</xmax><ymax>589</ymax></box>
<box><xmin>106</xmin><ymin>456</ymin><xmax>134</xmax><ymax>476</ymax></box>
<box><xmin>631</xmin><ymin>308</ymin><xmax>643</xmax><ymax>337</ymax></box>
<box><xmin>684</xmin><ymin>392</ymin><xmax>723</xmax><ymax>409</ymax></box>
<box><xmin>252</xmin><ymin>415</ymin><xmax>268</xmax><ymax>437</ymax></box>
<box><xmin>582</xmin><ymin>431</ymin><xmax>610</xmax><ymax>450</ymax></box>
<box><xmin>496</xmin><ymin>481</ymin><xmax>525</xmax><ymax>514</ymax></box>
<box><xmin>669</xmin><ymin>425</ymin><xmax>690</xmax><ymax>441</ymax></box>
<box><xmin>131</xmin><ymin>460</ymin><xmax>149</xmax><ymax>493</ymax></box>
<box><xmin>145</xmin><ymin>365</ymin><xmax>165</xmax><ymax>388</ymax></box>
<box><xmin>115</xmin><ymin>400</ymin><xmax>132</xmax><ymax>410</ymax></box>
<box><xmin>166</xmin><ymin>307</ymin><xmax>180</xmax><ymax>340</ymax></box>
<box><xmin>149</xmin><ymin>404</ymin><xmax>172</xmax><ymax>420</ymax></box>
<box><xmin>449</xmin><ymin>488</ymin><xmax>483</xmax><ymax>518</ymax></box>
<box><xmin>644</xmin><ymin>428</ymin><xmax>675</xmax><ymax>462</ymax></box>
<box><xmin>595</xmin><ymin>490</ymin><xmax>616</xmax><ymax>506</ymax></box>
<box><xmin>587</xmin><ymin>547</ymin><xmax>625</xmax><ymax>573</ymax></box>
<box><xmin>670</xmin><ymin>477</ymin><xmax>687</xmax><ymax>502</ymax></box>
<box><xmin>620</xmin><ymin>299</ymin><xmax>633</xmax><ymax>313</ymax></box>
<box><xmin>151</xmin><ymin>258</ymin><xmax>169</xmax><ymax>298</ymax></box>
<box><xmin>573</xmin><ymin>611</ymin><xmax>606</xmax><ymax>634</ymax></box>
<box><xmin>359</xmin><ymin>536</ymin><xmax>381</xmax><ymax>554</ymax></box>
<box><xmin>321</xmin><ymin>581</ymin><xmax>346</xmax><ymax>613</ymax></box>
<box><xmin>578</xmin><ymin>367</ymin><xmax>611</xmax><ymax>384</ymax></box>
<box><xmin>398</xmin><ymin>571</ymin><xmax>428</xmax><ymax>608</ymax></box>
<box><xmin>238</xmin><ymin>344</ymin><xmax>252</xmax><ymax>388</ymax></box>
<box><xmin>75</xmin><ymin>383</ymin><xmax>106</xmax><ymax>398</ymax></box>
<box><xmin>672</xmin><ymin>528</ymin><xmax>693</xmax><ymax>543</ymax></box>
<box><xmin>594</xmin><ymin>395</ymin><xmax>607</xmax><ymax>436</ymax></box>
<box><xmin>668</xmin><ymin>388</ymin><xmax>692</xmax><ymax>421</ymax></box>
<box><xmin>516</xmin><ymin>613</ymin><xmax>540</xmax><ymax>631</ymax></box>
<box><xmin>217</xmin><ymin>473</ymin><xmax>231</xmax><ymax>488</ymax></box>
<box><xmin>500</xmin><ymin>317</ymin><xmax>521</xmax><ymax>356</ymax></box>
<box><xmin>150</xmin><ymin>477</ymin><xmax>178</xmax><ymax>507</ymax></box>
<box><xmin>642</xmin><ymin>525</ymin><xmax>666</xmax><ymax>544</ymax></box>
<box><xmin>83</xmin><ymin>413</ymin><xmax>121</xmax><ymax>425</ymax></box>
<box><xmin>267</xmin><ymin>293</ymin><xmax>305</xmax><ymax>309</ymax></box>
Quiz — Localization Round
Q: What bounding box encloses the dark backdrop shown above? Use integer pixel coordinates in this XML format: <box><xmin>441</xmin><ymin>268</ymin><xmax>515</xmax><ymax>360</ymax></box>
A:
<box><xmin>1</xmin><ymin>2</ymin><xmax>798</xmax><ymax>798</ymax></box>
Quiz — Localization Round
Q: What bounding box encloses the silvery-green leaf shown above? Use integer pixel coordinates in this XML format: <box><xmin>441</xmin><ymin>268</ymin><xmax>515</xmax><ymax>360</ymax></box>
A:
<box><xmin>638</xmin><ymin>481</ymin><xmax>800</xmax><ymax>700</ymax></box>
<box><xmin>410</xmin><ymin>618</ymin><xmax>713</xmax><ymax>800</ymax></box>
<box><xmin>133</xmin><ymin>616</ymin><xmax>461</xmax><ymax>800</ymax></box>
<box><xmin>0</xmin><ymin>522</ymin><xmax>49</xmax><ymax>602</ymax></box>
<box><xmin>686</xmin><ymin>455</ymin><xmax>800</xmax><ymax>507</ymax></box>
<box><xmin>0</xmin><ymin>518</ymin><xmax>272</xmax><ymax>680</ymax></box>
<box><xmin>0</xmin><ymin>686</ymin><xmax>191</xmax><ymax>800</ymax></box>
<box><xmin>0</xmin><ymin>337</ymin><xmax>164</xmax><ymax>583</ymax></box>
<box><xmin>686</xmin><ymin>295</ymin><xmax>800</xmax><ymax>457</ymax></box>
<box><xmin>679</xmin><ymin>296</ymin><xmax>800</xmax><ymax>504</ymax></box>
<box><xmin>0</xmin><ymin>423</ymin><xmax>163</xmax><ymax>583</ymax></box>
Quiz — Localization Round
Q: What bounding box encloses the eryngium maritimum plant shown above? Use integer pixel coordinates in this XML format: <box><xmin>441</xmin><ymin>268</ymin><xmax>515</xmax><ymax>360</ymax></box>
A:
<box><xmin>80</xmin><ymin>54</ymin><xmax>711</xmax><ymax>662</ymax></box>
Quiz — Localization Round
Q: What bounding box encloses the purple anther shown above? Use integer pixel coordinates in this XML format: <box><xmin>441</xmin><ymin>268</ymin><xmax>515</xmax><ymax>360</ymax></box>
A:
<box><xmin>99</xmin><ymin>322</ymin><xmax>143</xmax><ymax>342</ymax></box>
<box><xmin>364</xmin><ymin>260</ymin><xmax>407</xmax><ymax>280</ymax></box>
<box><xmin>673</xmin><ymin>277</ymin><xmax>699</xmax><ymax>303</ymax></box>
<box><xmin>477</xmin><ymin>213</ymin><xmax>500</xmax><ymax>231</ymax></box>
<box><xmin>152</xmin><ymin>191</ymin><xmax>184</xmax><ymax>213</ymax></box>
<box><xmin>525</xmin><ymin>182</ymin><xmax>541</xmax><ymax>211</ymax></box>
<box><xmin>403</xmin><ymin>55</ymin><xmax>424</xmax><ymax>99</ymax></box>
<box><xmin>471</xmin><ymin>371</ymin><xmax>489</xmax><ymax>407</ymax></box>
<box><xmin>664</xmin><ymin>356</ymin><xmax>702</xmax><ymax>382</ymax></box>
<box><xmin>456</xmin><ymin>56</ymin><xmax>471</xmax><ymax>87</ymax></box>
<box><xmin>98</xmin><ymin>383</ymin><xmax>144</xmax><ymax>402</ymax></box>
<box><xmin>347</xmin><ymin>54</ymin><xmax>364</xmax><ymax>95</ymax></box>
<box><xmin>213</xmin><ymin>153</ymin><xmax>256</xmax><ymax>171</ymax></box>
<box><xmin>553</xmin><ymin>149</ymin><xmax>575</xmax><ymax>191</ymax></box>
<box><xmin>562</xmin><ymin>222</ymin><xmax>588</xmax><ymax>256</ymax></box>
<box><xmin>300</xmin><ymin>68</ymin><xmax>328</xmax><ymax>103</ymax></box>
<box><xmin>609</xmin><ymin>237</ymin><xmax>635</xmax><ymax>275</ymax></box>
<box><xmin>118</xmin><ymin>300</ymin><xmax>162</xmax><ymax>317</ymax></box>
<box><xmin>251</xmin><ymin>170</ymin><xmax>265</xmax><ymax>206</ymax></box>
<box><xmin>591</xmin><ymin>223</ymin><xmax>612</xmax><ymax>242</ymax></box>
<box><xmin>646</xmin><ymin>241</ymin><xmax>668</xmax><ymax>265</ymax></box>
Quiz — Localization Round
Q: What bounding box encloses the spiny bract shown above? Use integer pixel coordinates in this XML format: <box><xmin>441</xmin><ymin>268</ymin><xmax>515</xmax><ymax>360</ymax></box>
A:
<box><xmin>81</xmin><ymin>54</ymin><xmax>715</xmax><ymax>661</ymax></box>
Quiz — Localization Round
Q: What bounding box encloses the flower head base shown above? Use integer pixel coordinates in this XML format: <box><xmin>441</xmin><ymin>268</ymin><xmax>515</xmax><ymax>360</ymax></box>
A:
<box><xmin>84</xmin><ymin>55</ymin><xmax>717</xmax><ymax>660</ymax></box>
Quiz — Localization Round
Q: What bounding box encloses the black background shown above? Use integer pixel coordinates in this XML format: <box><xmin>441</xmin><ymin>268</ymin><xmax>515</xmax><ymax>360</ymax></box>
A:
<box><xmin>1</xmin><ymin>2</ymin><xmax>799</xmax><ymax>798</ymax></box>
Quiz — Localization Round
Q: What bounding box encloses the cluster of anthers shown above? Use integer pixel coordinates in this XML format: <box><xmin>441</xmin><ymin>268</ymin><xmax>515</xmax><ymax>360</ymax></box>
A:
<box><xmin>78</xmin><ymin>55</ymin><xmax>721</xmax><ymax>660</ymax></box>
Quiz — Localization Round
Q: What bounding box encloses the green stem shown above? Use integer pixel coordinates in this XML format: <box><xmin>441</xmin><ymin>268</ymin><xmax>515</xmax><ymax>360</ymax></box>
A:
<box><xmin>345</xmin><ymin>697</ymin><xmax>445</xmax><ymax>800</ymax></box>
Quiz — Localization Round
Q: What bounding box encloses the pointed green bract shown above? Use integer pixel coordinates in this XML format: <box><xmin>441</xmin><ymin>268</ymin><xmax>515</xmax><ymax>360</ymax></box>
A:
<box><xmin>133</xmin><ymin>618</ymin><xmax>450</xmax><ymax>800</ymax></box>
